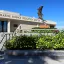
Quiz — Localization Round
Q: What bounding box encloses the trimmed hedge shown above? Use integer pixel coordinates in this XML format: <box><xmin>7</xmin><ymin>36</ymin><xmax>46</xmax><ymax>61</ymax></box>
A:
<box><xmin>31</xmin><ymin>27</ymin><xmax>59</xmax><ymax>33</ymax></box>
<box><xmin>31</xmin><ymin>30</ymin><xmax>59</xmax><ymax>34</ymax></box>
<box><xmin>32</xmin><ymin>27</ymin><xmax>57</xmax><ymax>29</ymax></box>
<box><xmin>5</xmin><ymin>35</ymin><xmax>38</xmax><ymax>50</ymax></box>
<box><xmin>5</xmin><ymin>31</ymin><xmax>64</xmax><ymax>50</ymax></box>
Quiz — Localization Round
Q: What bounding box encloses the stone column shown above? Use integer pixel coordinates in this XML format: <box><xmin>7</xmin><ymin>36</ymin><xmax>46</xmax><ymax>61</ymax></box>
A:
<box><xmin>7</xmin><ymin>20</ymin><xmax>10</xmax><ymax>33</ymax></box>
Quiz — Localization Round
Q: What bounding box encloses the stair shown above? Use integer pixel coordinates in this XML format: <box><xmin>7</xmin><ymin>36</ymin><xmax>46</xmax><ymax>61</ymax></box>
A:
<box><xmin>0</xmin><ymin>33</ymin><xmax>15</xmax><ymax>51</ymax></box>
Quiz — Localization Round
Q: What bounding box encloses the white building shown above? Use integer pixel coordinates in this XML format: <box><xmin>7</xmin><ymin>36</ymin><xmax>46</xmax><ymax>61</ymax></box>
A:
<box><xmin>0</xmin><ymin>10</ymin><xmax>56</xmax><ymax>33</ymax></box>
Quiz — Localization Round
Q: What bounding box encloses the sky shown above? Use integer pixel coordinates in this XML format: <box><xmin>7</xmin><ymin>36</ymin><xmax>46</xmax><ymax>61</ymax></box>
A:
<box><xmin>0</xmin><ymin>0</ymin><xmax>64</xmax><ymax>28</ymax></box>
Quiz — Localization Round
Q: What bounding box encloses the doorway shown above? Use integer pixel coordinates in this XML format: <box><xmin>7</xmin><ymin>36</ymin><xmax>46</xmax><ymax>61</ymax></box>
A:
<box><xmin>0</xmin><ymin>21</ymin><xmax>7</xmax><ymax>32</ymax></box>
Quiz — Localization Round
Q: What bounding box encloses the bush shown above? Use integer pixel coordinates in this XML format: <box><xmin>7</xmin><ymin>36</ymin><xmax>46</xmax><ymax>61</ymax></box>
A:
<box><xmin>32</xmin><ymin>27</ymin><xmax>57</xmax><ymax>29</ymax></box>
<box><xmin>31</xmin><ymin>29</ymin><xmax>59</xmax><ymax>33</ymax></box>
<box><xmin>36</xmin><ymin>35</ymin><xmax>53</xmax><ymax>50</ymax></box>
<box><xmin>36</xmin><ymin>32</ymin><xmax>64</xmax><ymax>50</ymax></box>
<box><xmin>5</xmin><ymin>35</ymin><xmax>38</xmax><ymax>50</ymax></box>
<box><xmin>32</xmin><ymin>27</ymin><xmax>59</xmax><ymax>33</ymax></box>
<box><xmin>52</xmin><ymin>32</ymin><xmax>64</xmax><ymax>49</ymax></box>
<box><xmin>5</xmin><ymin>30</ymin><xmax>64</xmax><ymax>50</ymax></box>
<box><xmin>5</xmin><ymin>36</ymin><xmax>19</xmax><ymax>49</ymax></box>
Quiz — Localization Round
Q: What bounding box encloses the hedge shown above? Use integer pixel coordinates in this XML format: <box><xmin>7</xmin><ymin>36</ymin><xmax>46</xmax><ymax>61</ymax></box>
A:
<box><xmin>5</xmin><ymin>30</ymin><xmax>64</xmax><ymax>50</ymax></box>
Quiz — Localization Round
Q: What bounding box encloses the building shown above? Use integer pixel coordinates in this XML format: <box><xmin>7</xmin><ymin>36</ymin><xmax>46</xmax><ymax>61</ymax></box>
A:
<box><xmin>0</xmin><ymin>10</ymin><xmax>56</xmax><ymax>33</ymax></box>
<box><xmin>40</xmin><ymin>20</ymin><xmax>56</xmax><ymax>28</ymax></box>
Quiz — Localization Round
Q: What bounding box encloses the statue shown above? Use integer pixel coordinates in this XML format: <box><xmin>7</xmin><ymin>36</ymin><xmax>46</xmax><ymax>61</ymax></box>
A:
<box><xmin>37</xmin><ymin>6</ymin><xmax>43</xmax><ymax>20</ymax></box>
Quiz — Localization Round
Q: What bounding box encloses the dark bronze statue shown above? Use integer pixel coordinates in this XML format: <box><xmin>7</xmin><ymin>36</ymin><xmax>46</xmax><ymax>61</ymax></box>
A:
<box><xmin>37</xmin><ymin>6</ymin><xmax>43</xmax><ymax>20</ymax></box>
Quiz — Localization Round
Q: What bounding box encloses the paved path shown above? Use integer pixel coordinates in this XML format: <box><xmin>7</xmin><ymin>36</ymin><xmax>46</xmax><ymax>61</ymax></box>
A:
<box><xmin>0</xmin><ymin>56</ymin><xmax>64</xmax><ymax>64</ymax></box>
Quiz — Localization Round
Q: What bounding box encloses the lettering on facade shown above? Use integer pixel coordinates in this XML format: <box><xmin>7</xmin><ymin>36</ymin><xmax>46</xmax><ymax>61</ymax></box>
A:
<box><xmin>12</xmin><ymin>16</ymin><xmax>21</xmax><ymax>19</ymax></box>
<box><xmin>22</xmin><ymin>16</ymin><xmax>33</xmax><ymax>21</ymax></box>
<box><xmin>0</xmin><ymin>13</ymin><xmax>10</xmax><ymax>17</ymax></box>
<box><xmin>0</xmin><ymin>13</ymin><xmax>40</xmax><ymax>22</ymax></box>
<box><xmin>0</xmin><ymin>13</ymin><xmax>21</xmax><ymax>19</ymax></box>
<box><xmin>34</xmin><ymin>19</ymin><xmax>38</xmax><ymax>21</ymax></box>
<box><xmin>3</xmin><ymin>14</ymin><xmax>10</xmax><ymax>17</ymax></box>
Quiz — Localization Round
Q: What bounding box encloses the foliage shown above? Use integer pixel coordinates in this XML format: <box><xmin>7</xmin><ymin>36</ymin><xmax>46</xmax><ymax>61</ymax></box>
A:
<box><xmin>36</xmin><ymin>35</ymin><xmax>53</xmax><ymax>50</ymax></box>
<box><xmin>5</xmin><ymin>30</ymin><xmax>64</xmax><ymax>50</ymax></box>
<box><xmin>5</xmin><ymin>35</ymin><xmax>38</xmax><ymax>50</ymax></box>
<box><xmin>32</xmin><ymin>27</ymin><xmax>59</xmax><ymax>33</ymax></box>
<box><xmin>31</xmin><ymin>29</ymin><xmax>59</xmax><ymax>34</ymax></box>
<box><xmin>32</xmin><ymin>27</ymin><xmax>57</xmax><ymax>29</ymax></box>
<box><xmin>36</xmin><ymin>32</ymin><xmax>64</xmax><ymax>50</ymax></box>
<box><xmin>52</xmin><ymin>32</ymin><xmax>64</xmax><ymax>49</ymax></box>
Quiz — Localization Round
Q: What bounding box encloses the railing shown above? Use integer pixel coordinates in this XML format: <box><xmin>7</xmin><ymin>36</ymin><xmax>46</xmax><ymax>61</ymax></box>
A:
<box><xmin>14</xmin><ymin>29</ymin><xmax>59</xmax><ymax>36</ymax></box>
<box><xmin>0</xmin><ymin>32</ymin><xmax>16</xmax><ymax>51</ymax></box>
<box><xmin>18</xmin><ymin>29</ymin><xmax>59</xmax><ymax>33</ymax></box>
<box><xmin>0</xmin><ymin>29</ymin><xmax>60</xmax><ymax>51</ymax></box>
<box><xmin>0</xmin><ymin>34</ymin><xmax>6</xmax><ymax>44</ymax></box>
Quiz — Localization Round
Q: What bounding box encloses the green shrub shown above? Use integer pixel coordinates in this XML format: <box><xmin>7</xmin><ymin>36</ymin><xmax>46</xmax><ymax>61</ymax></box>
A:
<box><xmin>5</xmin><ymin>36</ymin><xmax>19</xmax><ymax>49</ymax></box>
<box><xmin>36</xmin><ymin>32</ymin><xmax>64</xmax><ymax>50</ymax></box>
<box><xmin>52</xmin><ymin>32</ymin><xmax>64</xmax><ymax>49</ymax></box>
<box><xmin>31</xmin><ymin>29</ymin><xmax>59</xmax><ymax>33</ymax></box>
<box><xmin>36</xmin><ymin>35</ymin><xmax>53</xmax><ymax>50</ymax></box>
<box><xmin>5</xmin><ymin>30</ymin><xmax>64</xmax><ymax>50</ymax></box>
<box><xmin>5</xmin><ymin>35</ymin><xmax>38</xmax><ymax>50</ymax></box>
<box><xmin>32</xmin><ymin>27</ymin><xmax>57</xmax><ymax>29</ymax></box>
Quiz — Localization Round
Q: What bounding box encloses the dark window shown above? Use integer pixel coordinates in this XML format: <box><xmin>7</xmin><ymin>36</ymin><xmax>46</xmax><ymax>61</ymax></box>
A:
<box><xmin>0</xmin><ymin>21</ymin><xmax>7</xmax><ymax>32</ymax></box>
<box><xmin>14</xmin><ymin>24</ymin><xmax>18</xmax><ymax>27</ymax></box>
<box><xmin>50</xmin><ymin>25</ymin><xmax>54</xmax><ymax>28</ymax></box>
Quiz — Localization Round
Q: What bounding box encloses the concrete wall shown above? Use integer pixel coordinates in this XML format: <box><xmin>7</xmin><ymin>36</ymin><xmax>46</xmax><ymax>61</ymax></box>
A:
<box><xmin>10</xmin><ymin>20</ymin><xmax>40</xmax><ymax>32</ymax></box>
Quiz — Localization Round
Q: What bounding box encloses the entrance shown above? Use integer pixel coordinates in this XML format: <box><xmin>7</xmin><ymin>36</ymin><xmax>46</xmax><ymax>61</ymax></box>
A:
<box><xmin>0</xmin><ymin>21</ymin><xmax>7</xmax><ymax>32</ymax></box>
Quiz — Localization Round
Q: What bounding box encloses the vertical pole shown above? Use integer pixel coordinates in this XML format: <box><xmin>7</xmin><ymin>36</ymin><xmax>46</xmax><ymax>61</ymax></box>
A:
<box><xmin>6</xmin><ymin>34</ymin><xmax>7</xmax><ymax>47</ymax></box>
<box><xmin>12</xmin><ymin>33</ymin><xmax>13</xmax><ymax>38</ymax></box>
<box><xmin>9</xmin><ymin>33</ymin><xmax>10</xmax><ymax>40</ymax></box>
<box><xmin>6</xmin><ymin>34</ymin><xmax>7</xmax><ymax>42</ymax></box>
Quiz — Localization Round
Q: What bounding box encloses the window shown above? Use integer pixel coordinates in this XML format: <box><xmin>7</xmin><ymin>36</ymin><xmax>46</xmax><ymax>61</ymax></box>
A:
<box><xmin>0</xmin><ymin>21</ymin><xmax>7</xmax><ymax>32</ymax></box>
<box><xmin>14</xmin><ymin>24</ymin><xmax>18</xmax><ymax>27</ymax></box>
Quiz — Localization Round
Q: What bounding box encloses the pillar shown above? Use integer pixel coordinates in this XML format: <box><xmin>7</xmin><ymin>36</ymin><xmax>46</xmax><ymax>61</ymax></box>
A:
<box><xmin>7</xmin><ymin>20</ymin><xmax>10</xmax><ymax>33</ymax></box>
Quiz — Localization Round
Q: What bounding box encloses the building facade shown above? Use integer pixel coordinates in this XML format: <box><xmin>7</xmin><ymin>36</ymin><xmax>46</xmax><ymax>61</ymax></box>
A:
<box><xmin>0</xmin><ymin>10</ymin><xmax>56</xmax><ymax>33</ymax></box>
